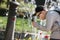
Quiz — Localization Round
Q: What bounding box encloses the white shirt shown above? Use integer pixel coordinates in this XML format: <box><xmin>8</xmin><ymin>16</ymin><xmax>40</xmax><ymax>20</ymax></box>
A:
<box><xmin>40</xmin><ymin>20</ymin><xmax>46</xmax><ymax>26</ymax></box>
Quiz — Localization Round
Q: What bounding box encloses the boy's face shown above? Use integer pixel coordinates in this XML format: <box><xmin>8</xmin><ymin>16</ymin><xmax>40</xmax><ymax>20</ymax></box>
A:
<box><xmin>36</xmin><ymin>10</ymin><xmax>46</xmax><ymax>20</ymax></box>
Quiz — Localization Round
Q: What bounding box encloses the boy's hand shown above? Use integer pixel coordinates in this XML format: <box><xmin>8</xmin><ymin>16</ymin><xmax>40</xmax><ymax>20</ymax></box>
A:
<box><xmin>32</xmin><ymin>21</ymin><xmax>38</xmax><ymax>27</ymax></box>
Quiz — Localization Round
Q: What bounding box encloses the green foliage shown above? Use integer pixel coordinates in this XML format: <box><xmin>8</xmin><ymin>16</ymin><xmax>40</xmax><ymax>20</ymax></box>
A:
<box><xmin>16</xmin><ymin>18</ymin><xmax>32</xmax><ymax>32</ymax></box>
<box><xmin>0</xmin><ymin>17</ymin><xmax>7</xmax><ymax>29</ymax></box>
<box><xmin>0</xmin><ymin>17</ymin><xmax>32</xmax><ymax>32</ymax></box>
<box><xmin>18</xmin><ymin>1</ymin><xmax>35</xmax><ymax>12</ymax></box>
<box><xmin>0</xmin><ymin>0</ymin><xmax>7</xmax><ymax>8</ymax></box>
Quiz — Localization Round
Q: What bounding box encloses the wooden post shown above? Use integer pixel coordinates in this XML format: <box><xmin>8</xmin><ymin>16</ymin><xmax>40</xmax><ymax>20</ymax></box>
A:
<box><xmin>4</xmin><ymin>1</ymin><xmax>19</xmax><ymax>40</ymax></box>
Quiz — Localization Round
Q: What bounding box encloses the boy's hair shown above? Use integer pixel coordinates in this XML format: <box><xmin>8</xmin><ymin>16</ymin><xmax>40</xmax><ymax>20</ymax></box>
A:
<box><xmin>33</xmin><ymin>6</ymin><xmax>44</xmax><ymax>16</ymax></box>
<box><xmin>35</xmin><ymin>6</ymin><xmax>44</xmax><ymax>13</ymax></box>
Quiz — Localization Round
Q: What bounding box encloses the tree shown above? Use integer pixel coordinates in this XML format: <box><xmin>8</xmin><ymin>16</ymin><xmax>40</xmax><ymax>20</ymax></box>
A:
<box><xmin>4</xmin><ymin>0</ymin><xmax>19</xmax><ymax>40</ymax></box>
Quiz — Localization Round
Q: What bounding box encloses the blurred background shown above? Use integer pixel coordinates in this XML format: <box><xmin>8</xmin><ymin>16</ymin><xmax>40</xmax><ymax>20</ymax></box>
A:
<box><xmin>0</xmin><ymin>0</ymin><xmax>60</xmax><ymax>40</ymax></box>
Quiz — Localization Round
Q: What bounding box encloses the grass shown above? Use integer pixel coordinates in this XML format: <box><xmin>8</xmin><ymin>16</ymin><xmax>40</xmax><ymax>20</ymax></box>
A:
<box><xmin>0</xmin><ymin>16</ymin><xmax>32</xmax><ymax>32</ymax></box>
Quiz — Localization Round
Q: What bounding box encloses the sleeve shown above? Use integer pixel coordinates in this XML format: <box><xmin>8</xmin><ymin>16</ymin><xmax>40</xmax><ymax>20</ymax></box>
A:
<box><xmin>33</xmin><ymin>11</ymin><xmax>57</xmax><ymax>32</ymax></box>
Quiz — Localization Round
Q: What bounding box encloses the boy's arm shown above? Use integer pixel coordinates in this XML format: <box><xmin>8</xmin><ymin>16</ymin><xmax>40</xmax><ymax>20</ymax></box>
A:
<box><xmin>32</xmin><ymin>11</ymin><xmax>57</xmax><ymax>31</ymax></box>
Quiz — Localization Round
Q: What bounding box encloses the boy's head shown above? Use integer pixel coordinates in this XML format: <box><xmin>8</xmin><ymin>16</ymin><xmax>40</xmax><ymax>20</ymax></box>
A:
<box><xmin>33</xmin><ymin>6</ymin><xmax>44</xmax><ymax>16</ymax></box>
<box><xmin>33</xmin><ymin>6</ymin><xmax>47</xmax><ymax>20</ymax></box>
